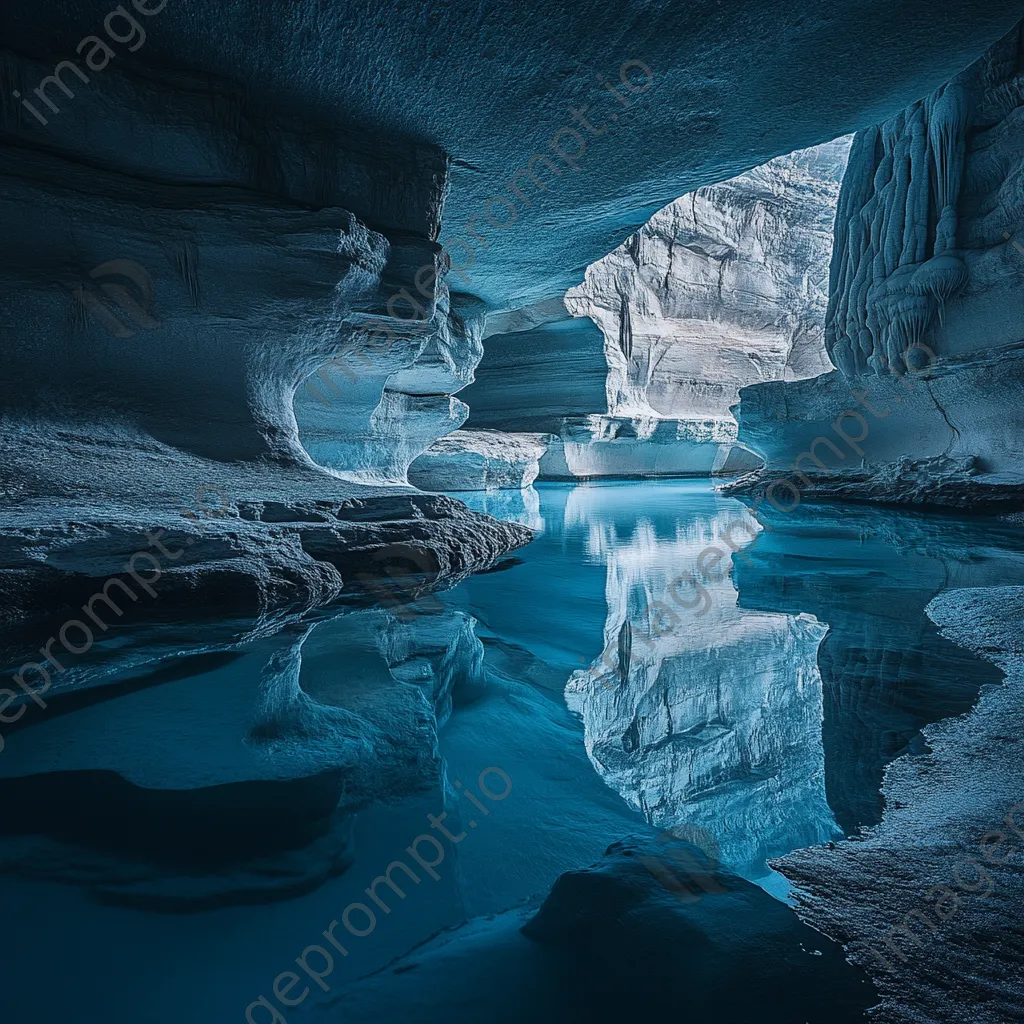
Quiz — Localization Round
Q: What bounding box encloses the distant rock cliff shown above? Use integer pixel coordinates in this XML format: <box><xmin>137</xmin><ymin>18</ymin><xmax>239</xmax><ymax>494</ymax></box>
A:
<box><xmin>469</xmin><ymin>138</ymin><xmax>848</xmax><ymax>481</ymax></box>
<box><xmin>565</xmin><ymin>137</ymin><xmax>849</xmax><ymax>422</ymax></box>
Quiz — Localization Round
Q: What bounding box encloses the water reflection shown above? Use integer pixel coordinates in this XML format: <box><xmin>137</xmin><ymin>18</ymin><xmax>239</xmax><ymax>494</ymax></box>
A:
<box><xmin>554</xmin><ymin>483</ymin><xmax>838</xmax><ymax>892</ymax></box>
<box><xmin>4</xmin><ymin>480</ymin><xmax>1020</xmax><ymax>1024</ymax></box>
<box><xmin>731</xmin><ymin>500</ymin><xmax>1023</xmax><ymax>833</ymax></box>
<box><xmin>449</xmin><ymin>481</ymin><xmax>1024</xmax><ymax>895</ymax></box>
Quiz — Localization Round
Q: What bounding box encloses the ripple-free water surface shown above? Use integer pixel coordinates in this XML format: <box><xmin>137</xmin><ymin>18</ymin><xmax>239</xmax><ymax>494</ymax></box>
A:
<box><xmin>3</xmin><ymin>480</ymin><xmax>1021</xmax><ymax>1023</ymax></box>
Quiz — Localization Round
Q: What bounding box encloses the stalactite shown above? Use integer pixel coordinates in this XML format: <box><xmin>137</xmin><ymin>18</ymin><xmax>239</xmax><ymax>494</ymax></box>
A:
<box><xmin>928</xmin><ymin>84</ymin><xmax>972</xmax><ymax>253</ymax></box>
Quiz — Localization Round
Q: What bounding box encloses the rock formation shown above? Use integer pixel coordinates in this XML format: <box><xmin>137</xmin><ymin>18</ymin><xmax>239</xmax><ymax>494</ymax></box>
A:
<box><xmin>0</xmin><ymin>50</ymin><xmax>532</xmax><ymax>638</ymax></box>
<box><xmin>777</xmin><ymin>587</ymin><xmax>1024</xmax><ymax>1024</ymax></box>
<box><xmin>565</xmin><ymin>138</ymin><xmax>848</xmax><ymax>419</ymax></box>
<box><xmin>467</xmin><ymin>138</ymin><xmax>849</xmax><ymax>479</ymax></box>
<box><xmin>729</xmin><ymin>24</ymin><xmax>1024</xmax><ymax>507</ymax></box>
<box><xmin>304</xmin><ymin>836</ymin><xmax>876</xmax><ymax>1023</ymax></box>
<box><xmin>409</xmin><ymin>430</ymin><xmax>551</xmax><ymax>492</ymax></box>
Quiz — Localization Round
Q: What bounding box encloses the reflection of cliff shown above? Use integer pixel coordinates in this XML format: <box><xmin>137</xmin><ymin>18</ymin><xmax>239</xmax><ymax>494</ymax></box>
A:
<box><xmin>0</xmin><ymin>603</ymin><xmax>483</xmax><ymax>910</ymax></box>
<box><xmin>731</xmin><ymin>502</ymin><xmax>1023</xmax><ymax>834</ymax></box>
<box><xmin>562</xmin><ymin>489</ymin><xmax>838</xmax><ymax>882</ymax></box>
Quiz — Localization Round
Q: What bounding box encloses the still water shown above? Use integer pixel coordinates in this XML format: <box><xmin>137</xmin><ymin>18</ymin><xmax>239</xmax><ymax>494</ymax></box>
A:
<box><xmin>3</xmin><ymin>481</ymin><xmax>1020</xmax><ymax>1023</ymax></box>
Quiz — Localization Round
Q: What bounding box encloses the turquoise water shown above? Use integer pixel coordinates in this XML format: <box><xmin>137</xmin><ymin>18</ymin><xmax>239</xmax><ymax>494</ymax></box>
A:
<box><xmin>446</xmin><ymin>481</ymin><xmax>1019</xmax><ymax>892</ymax></box>
<box><xmin>3</xmin><ymin>480</ymin><xmax>1022</xmax><ymax>1023</ymax></box>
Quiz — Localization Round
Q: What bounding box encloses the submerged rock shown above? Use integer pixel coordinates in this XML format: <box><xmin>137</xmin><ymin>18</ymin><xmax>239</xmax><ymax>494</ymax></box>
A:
<box><xmin>307</xmin><ymin>835</ymin><xmax>876</xmax><ymax>1023</ymax></box>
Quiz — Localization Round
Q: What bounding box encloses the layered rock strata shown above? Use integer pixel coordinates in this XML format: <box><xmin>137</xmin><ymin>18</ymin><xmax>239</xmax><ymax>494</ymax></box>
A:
<box><xmin>564</xmin><ymin>138</ymin><xmax>848</xmax><ymax>419</ymax></box>
<box><xmin>466</xmin><ymin>139</ymin><xmax>848</xmax><ymax>479</ymax></box>
<box><xmin>0</xmin><ymin>51</ymin><xmax>531</xmax><ymax>639</ymax></box>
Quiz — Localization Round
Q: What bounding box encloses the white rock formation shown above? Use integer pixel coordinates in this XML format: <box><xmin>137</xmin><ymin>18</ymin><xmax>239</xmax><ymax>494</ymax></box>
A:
<box><xmin>294</xmin><ymin>291</ymin><xmax>487</xmax><ymax>485</ymax></box>
<box><xmin>730</xmin><ymin>26</ymin><xmax>1024</xmax><ymax>506</ymax></box>
<box><xmin>543</xmin><ymin>138</ymin><xmax>849</xmax><ymax>479</ymax></box>
<box><xmin>565</xmin><ymin>138</ymin><xmax>849</xmax><ymax>420</ymax></box>
<box><xmin>409</xmin><ymin>430</ymin><xmax>551</xmax><ymax>492</ymax></box>
<box><xmin>538</xmin><ymin>415</ymin><xmax>762</xmax><ymax>480</ymax></box>
<box><xmin>0</xmin><ymin>50</ymin><xmax>533</xmax><ymax>631</ymax></box>
<box><xmin>461</xmin><ymin>139</ymin><xmax>848</xmax><ymax>481</ymax></box>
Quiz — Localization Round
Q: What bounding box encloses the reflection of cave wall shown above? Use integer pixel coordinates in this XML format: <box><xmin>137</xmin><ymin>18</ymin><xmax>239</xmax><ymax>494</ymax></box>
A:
<box><xmin>562</xmin><ymin>492</ymin><xmax>839</xmax><ymax>880</ymax></box>
<box><xmin>0</xmin><ymin>602</ymin><xmax>485</xmax><ymax>910</ymax></box>
<box><xmin>816</xmin><ymin>609</ymin><xmax>1001</xmax><ymax>833</ymax></box>
<box><xmin>731</xmin><ymin>503</ymin><xmax>1019</xmax><ymax>835</ymax></box>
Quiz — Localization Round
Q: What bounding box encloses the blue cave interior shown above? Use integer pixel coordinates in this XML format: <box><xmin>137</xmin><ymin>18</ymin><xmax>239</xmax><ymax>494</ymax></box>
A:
<box><xmin>2</xmin><ymin>4</ymin><xmax>1024</xmax><ymax>1023</ymax></box>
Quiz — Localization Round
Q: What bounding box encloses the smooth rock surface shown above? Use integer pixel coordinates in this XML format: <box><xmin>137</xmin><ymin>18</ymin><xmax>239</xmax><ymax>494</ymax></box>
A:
<box><xmin>409</xmin><ymin>430</ymin><xmax>551</xmax><ymax>492</ymax></box>
<box><xmin>5</xmin><ymin>0</ymin><xmax>1011</xmax><ymax>315</ymax></box>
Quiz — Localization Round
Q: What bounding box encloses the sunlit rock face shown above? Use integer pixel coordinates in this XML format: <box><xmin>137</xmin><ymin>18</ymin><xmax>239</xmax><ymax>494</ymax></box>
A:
<box><xmin>561</xmin><ymin>488</ymin><xmax>838</xmax><ymax>884</ymax></box>
<box><xmin>731</xmin><ymin>25</ymin><xmax>1024</xmax><ymax>507</ymax></box>
<box><xmin>564</xmin><ymin>138</ymin><xmax>848</xmax><ymax>419</ymax></box>
<box><xmin>409</xmin><ymin>430</ymin><xmax>551</xmax><ymax>492</ymax></box>
<box><xmin>466</xmin><ymin>140</ymin><xmax>847</xmax><ymax>481</ymax></box>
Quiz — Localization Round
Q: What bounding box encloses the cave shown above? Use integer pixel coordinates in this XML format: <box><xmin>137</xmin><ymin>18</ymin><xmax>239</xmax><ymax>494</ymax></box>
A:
<box><xmin>3</xmin><ymin>3</ymin><xmax>1024</xmax><ymax>1023</ymax></box>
